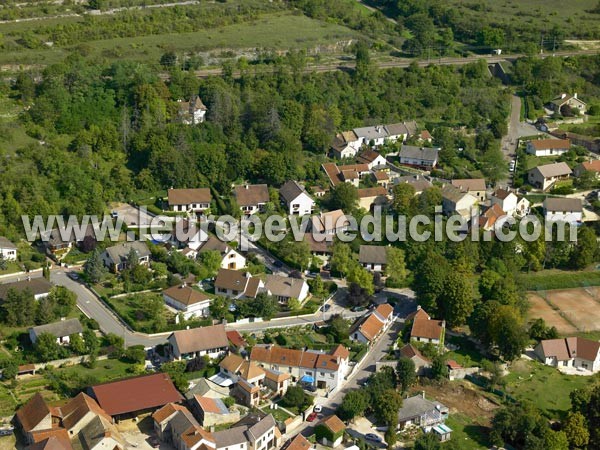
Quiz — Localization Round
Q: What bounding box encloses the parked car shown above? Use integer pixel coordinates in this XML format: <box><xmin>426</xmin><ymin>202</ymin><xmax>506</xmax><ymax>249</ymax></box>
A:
<box><xmin>67</xmin><ymin>272</ymin><xmax>79</xmax><ymax>280</ymax></box>
<box><xmin>273</xmin><ymin>260</ymin><xmax>283</xmax><ymax>268</ymax></box>
<box><xmin>320</xmin><ymin>304</ymin><xmax>331</xmax><ymax>312</ymax></box>
<box><xmin>314</xmin><ymin>405</ymin><xmax>322</xmax><ymax>413</ymax></box>
<box><xmin>365</xmin><ymin>433</ymin><xmax>382</xmax><ymax>442</ymax></box>
<box><xmin>306</xmin><ymin>412</ymin><xmax>318</xmax><ymax>422</ymax></box>
<box><xmin>148</xmin><ymin>437</ymin><xmax>160</xmax><ymax>448</ymax></box>
<box><xmin>351</xmin><ymin>306</ymin><xmax>366</xmax><ymax>312</ymax></box>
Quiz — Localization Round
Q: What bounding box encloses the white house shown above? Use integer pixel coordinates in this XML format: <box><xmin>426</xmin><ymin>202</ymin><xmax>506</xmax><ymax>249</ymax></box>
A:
<box><xmin>0</xmin><ymin>278</ymin><xmax>53</xmax><ymax>301</ymax></box>
<box><xmin>214</xmin><ymin>269</ymin><xmax>264</xmax><ymax>299</ymax></box>
<box><xmin>550</xmin><ymin>93</ymin><xmax>587</xmax><ymax>114</ymax></box>
<box><xmin>279</xmin><ymin>181</ymin><xmax>315</xmax><ymax>216</ymax></box>
<box><xmin>29</xmin><ymin>318</ymin><xmax>83</xmax><ymax>345</ymax></box>
<box><xmin>354</xmin><ymin>125</ymin><xmax>388</xmax><ymax>147</ymax></box>
<box><xmin>535</xmin><ymin>337</ymin><xmax>600</xmax><ymax>373</ymax></box>
<box><xmin>528</xmin><ymin>162</ymin><xmax>572</xmax><ymax>191</ymax></box>
<box><xmin>358</xmin><ymin>245</ymin><xmax>387</xmax><ymax>272</ymax></box>
<box><xmin>178</xmin><ymin>96</ymin><xmax>207</xmax><ymax>125</ymax></box>
<box><xmin>162</xmin><ymin>284</ymin><xmax>213</xmax><ymax>321</ymax></box>
<box><xmin>198</xmin><ymin>236</ymin><xmax>246</xmax><ymax>270</ymax></box>
<box><xmin>543</xmin><ymin>197</ymin><xmax>583</xmax><ymax>224</ymax></box>
<box><xmin>490</xmin><ymin>188</ymin><xmax>518</xmax><ymax>215</ymax></box>
<box><xmin>250</xmin><ymin>344</ymin><xmax>350</xmax><ymax>392</ymax></box>
<box><xmin>330</xmin><ymin>130</ymin><xmax>362</xmax><ymax>159</ymax></box>
<box><xmin>167</xmin><ymin>324</ymin><xmax>229</xmax><ymax>360</ymax></box>
<box><xmin>0</xmin><ymin>237</ymin><xmax>17</xmax><ymax>261</ymax></box>
<box><xmin>441</xmin><ymin>185</ymin><xmax>478</xmax><ymax>220</ymax></box>
<box><xmin>167</xmin><ymin>188</ymin><xmax>212</xmax><ymax>214</ymax></box>
<box><xmin>356</xmin><ymin>149</ymin><xmax>387</xmax><ymax>170</ymax></box>
<box><xmin>397</xmin><ymin>393</ymin><xmax>449</xmax><ymax>430</ymax></box>
<box><xmin>526</xmin><ymin>138</ymin><xmax>571</xmax><ymax>157</ymax></box>
<box><xmin>264</xmin><ymin>274</ymin><xmax>309</xmax><ymax>304</ymax></box>
<box><xmin>451</xmin><ymin>178</ymin><xmax>486</xmax><ymax>202</ymax></box>
<box><xmin>349</xmin><ymin>304</ymin><xmax>394</xmax><ymax>344</ymax></box>
<box><xmin>234</xmin><ymin>184</ymin><xmax>270</xmax><ymax>215</ymax></box>
<box><xmin>398</xmin><ymin>145</ymin><xmax>440</xmax><ymax>169</ymax></box>
<box><xmin>407</xmin><ymin>307</ymin><xmax>445</xmax><ymax>345</ymax></box>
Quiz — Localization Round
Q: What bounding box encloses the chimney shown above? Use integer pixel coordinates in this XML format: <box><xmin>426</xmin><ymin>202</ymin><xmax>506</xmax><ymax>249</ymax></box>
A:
<box><xmin>561</xmin><ymin>93</ymin><xmax>567</xmax><ymax>99</ymax></box>
<box><xmin>422</xmin><ymin>391</ymin><xmax>426</xmax><ymax>399</ymax></box>
<box><xmin>416</xmin><ymin>305</ymin><xmax>421</xmax><ymax>311</ymax></box>
<box><xmin>574</xmin><ymin>93</ymin><xmax>578</xmax><ymax>99</ymax></box>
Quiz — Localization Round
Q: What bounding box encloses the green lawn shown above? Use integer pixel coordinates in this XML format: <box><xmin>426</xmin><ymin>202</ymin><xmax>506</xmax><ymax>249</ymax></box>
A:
<box><xmin>0</xmin><ymin>12</ymin><xmax>360</xmax><ymax>66</ymax></box>
<box><xmin>445</xmin><ymin>335</ymin><xmax>486</xmax><ymax>368</ymax></box>
<box><xmin>261</xmin><ymin>405</ymin><xmax>293</xmax><ymax>422</ymax></box>
<box><xmin>503</xmin><ymin>360</ymin><xmax>596</xmax><ymax>417</ymax></box>
<box><xmin>518</xmin><ymin>269</ymin><xmax>600</xmax><ymax>290</ymax></box>
<box><xmin>444</xmin><ymin>413</ymin><xmax>490</xmax><ymax>449</ymax></box>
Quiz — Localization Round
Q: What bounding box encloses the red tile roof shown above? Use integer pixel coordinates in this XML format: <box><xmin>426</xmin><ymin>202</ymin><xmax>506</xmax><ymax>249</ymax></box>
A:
<box><xmin>91</xmin><ymin>373</ymin><xmax>184</xmax><ymax>416</ymax></box>
<box><xmin>152</xmin><ymin>403</ymin><xmax>189</xmax><ymax>425</ymax></box>
<box><xmin>287</xmin><ymin>433</ymin><xmax>311</xmax><ymax>450</ymax></box>
<box><xmin>226</xmin><ymin>330</ymin><xmax>247</xmax><ymax>348</ymax></box>
<box><xmin>16</xmin><ymin>393</ymin><xmax>53</xmax><ymax>433</ymax></box>
<box><xmin>410</xmin><ymin>308</ymin><xmax>444</xmax><ymax>341</ymax></box>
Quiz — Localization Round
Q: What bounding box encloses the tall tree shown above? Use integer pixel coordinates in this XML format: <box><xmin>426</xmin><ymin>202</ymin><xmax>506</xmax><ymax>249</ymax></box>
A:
<box><xmin>441</xmin><ymin>270</ymin><xmax>475</xmax><ymax>327</ymax></box>
<box><xmin>337</xmin><ymin>389</ymin><xmax>370</xmax><ymax>421</ymax></box>
<box><xmin>396</xmin><ymin>357</ymin><xmax>416</xmax><ymax>392</ymax></box>
<box><xmin>386</xmin><ymin>247</ymin><xmax>407</xmax><ymax>281</ymax></box>
<box><xmin>84</xmin><ymin>248</ymin><xmax>107</xmax><ymax>283</ymax></box>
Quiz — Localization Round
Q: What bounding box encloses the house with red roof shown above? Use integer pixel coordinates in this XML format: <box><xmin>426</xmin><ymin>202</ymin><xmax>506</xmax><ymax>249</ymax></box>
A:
<box><xmin>407</xmin><ymin>306</ymin><xmax>445</xmax><ymax>345</ymax></box>
<box><xmin>349</xmin><ymin>304</ymin><xmax>395</xmax><ymax>345</ymax></box>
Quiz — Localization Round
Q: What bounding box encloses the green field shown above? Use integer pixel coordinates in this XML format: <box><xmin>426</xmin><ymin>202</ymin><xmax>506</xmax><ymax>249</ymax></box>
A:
<box><xmin>0</xmin><ymin>11</ymin><xmax>360</xmax><ymax>66</ymax></box>
<box><xmin>503</xmin><ymin>360</ymin><xmax>596</xmax><ymax>416</ymax></box>
<box><xmin>444</xmin><ymin>413</ymin><xmax>490</xmax><ymax>450</ymax></box>
<box><xmin>518</xmin><ymin>269</ymin><xmax>600</xmax><ymax>290</ymax></box>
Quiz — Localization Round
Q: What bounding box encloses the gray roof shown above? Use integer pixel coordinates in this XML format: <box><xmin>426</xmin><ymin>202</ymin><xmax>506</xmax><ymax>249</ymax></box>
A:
<box><xmin>543</xmin><ymin>197</ymin><xmax>583</xmax><ymax>213</ymax></box>
<box><xmin>354</xmin><ymin>126</ymin><xmax>388</xmax><ymax>141</ymax></box>
<box><xmin>198</xmin><ymin>235</ymin><xmax>230</xmax><ymax>255</ymax></box>
<box><xmin>280</xmin><ymin>180</ymin><xmax>311</xmax><ymax>203</ymax></box>
<box><xmin>185</xmin><ymin>378</ymin><xmax>229</xmax><ymax>400</ymax></box>
<box><xmin>247</xmin><ymin>414</ymin><xmax>276</xmax><ymax>440</ymax></box>
<box><xmin>399</xmin><ymin>145</ymin><xmax>440</xmax><ymax>163</ymax></box>
<box><xmin>169</xmin><ymin>409</ymin><xmax>199</xmax><ymax>437</ymax></box>
<box><xmin>442</xmin><ymin>184</ymin><xmax>469</xmax><ymax>203</ymax></box>
<box><xmin>385</xmin><ymin>121</ymin><xmax>417</xmax><ymax>137</ymax></box>
<box><xmin>359</xmin><ymin>245</ymin><xmax>387</xmax><ymax>265</ymax></box>
<box><xmin>30</xmin><ymin>318</ymin><xmax>83</xmax><ymax>338</ymax></box>
<box><xmin>264</xmin><ymin>275</ymin><xmax>307</xmax><ymax>299</ymax></box>
<box><xmin>395</xmin><ymin>175</ymin><xmax>432</xmax><ymax>192</ymax></box>
<box><xmin>0</xmin><ymin>237</ymin><xmax>16</xmax><ymax>249</ymax></box>
<box><xmin>0</xmin><ymin>278</ymin><xmax>53</xmax><ymax>300</ymax></box>
<box><xmin>532</xmin><ymin>162</ymin><xmax>572</xmax><ymax>178</ymax></box>
<box><xmin>103</xmin><ymin>241</ymin><xmax>150</xmax><ymax>265</ymax></box>
<box><xmin>212</xmin><ymin>412</ymin><xmax>274</xmax><ymax>446</ymax></box>
<box><xmin>212</xmin><ymin>426</ymin><xmax>249</xmax><ymax>447</ymax></box>
<box><xmin>397</xmin><ymin>394</ymin><xmax>448</xmax><ymax>422</ymax></box>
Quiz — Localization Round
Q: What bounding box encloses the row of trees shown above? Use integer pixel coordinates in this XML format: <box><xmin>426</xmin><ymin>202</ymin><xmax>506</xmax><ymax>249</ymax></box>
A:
<box><xmin>1</xmin><ymin>286</ymin><xmax>76</xmax><ymax>328</ymax></box>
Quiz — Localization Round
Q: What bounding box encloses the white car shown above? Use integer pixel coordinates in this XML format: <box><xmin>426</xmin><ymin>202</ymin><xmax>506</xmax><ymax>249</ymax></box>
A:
<box><xmin>313</xmin><ymin>405</ymin><xmax>322</xmax><ymax>413</ymax></box>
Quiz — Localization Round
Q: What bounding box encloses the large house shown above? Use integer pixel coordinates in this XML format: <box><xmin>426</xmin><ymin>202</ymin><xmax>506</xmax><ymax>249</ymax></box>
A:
<box><xmin>549</xmin><ymin>93</ymin><xmax>586</xmax><ymax>114</ymax></box>
<box><xmin>490</xmin><ymin>189</ymin><xmax>530</xmax><ymax>217</ymax></box>
<box><xmin>162</xmin><ymin>284</ymin><xmax>213</xmax><ymax>321</ymax></box>
<box><xmin>178</xmin><ymin>96</ymin><xmax>207</xmax><ymax>124</ymax></box>
<box><xmin>152</xmin><ymin>402</ymin><xmax>215</xmax><ymax>450</ymax></box>
<box><xmin>0</xmin><ymin>236</ymin><xmax>17</xmax><ymax>261</ymax></box>
<box><xmin>198</xmin><ymin>236</ymin><xmax>246</xmax><ymax>270</ymax></box>
<box><xmin>535</xmin><ymin>337</ymin><xmax>600</xmax><ymax>373</ymax></box>
<box><xmin>0</xmin><ymin>277</ymin><xmax>53</xmax><ymax>302</ymax></box>
<box><xmin>310</xmin><ymin>210</ymin><xmax>349</xmax><ymax>236</ymax></box>
<box><xmin>15</xmin><ymin>392</ymin><xmax>125</xmax><ymax>449</ymax></box>
<box><xmin>264</xmin><ymin>274</ymin><xmax>309</xmax><ymax>304</ymax></box>
<box><xmin>167</xmin><ymin>188</ymin><xmax>212</xmax><ymax>214</ymax></box>
<box><xmin>250</xmin><ymin>344</ymin><xmax>350</xmax><ymax>393</ymax></box>
<box><xmin>393</xmin><ymin>175</ymin><xmax>433</xmax><ymax>195</ymax></box>
<box><xmin>214</xmin><ymin>269</ymin><xmax>263</xmax><ymax>299</ymax></box>
<box><xmin>441</xmin><ymin>185</ymin><xmax>477</xmax><ymax>220</ymax></box>
<box><xmin>100</xmin><ymin>241</ymin><xmax>150</xmax><ymax>272</ymax></box>
<box><xmin>189</xmin><ymin>395</ymin><xmax>240</xmax><ymax>427</ymax></box>
<box><xmin>574</xmin><ymin>160</ymin><xmax>600</xmax><ymax>178</ymax></box>
<box><xmin>349</xmin><ymin>304</ymin><xmax>395</xmax><ymax>344</ymax></box>
<box><xmin>397</xmin><ymin>392</ymin><xmax>449</xmax><ymax>431</ymax></box>
<box><xmin>88</xmin><ymin>373</ymin><xmax>184</xmax><ymax>419</ymax></box>
<box><xmin>29</xmin><ymin>318</ymin><xmax>83</xmax><ymax>346</ymax></box>
<box><xmin>167</xmin><ymin>324</ymin><xmax>230</xmax><ymax>360</ymax></box>
<box><xmin>321</xmin><ymin>162</ymin><xmax>370</xmax><ymax>187</ymax></box>
<box><xmin>359</xmin><ymin>245</ymin><xmax>387</xmax><ymax>272</ymax></box>
<box><xmin>212</xmin><ymin>413</ymin><xmax>280</xmax><ymax>450</ymax></box>
<box><xmin>279</xmin><ymin>181</ymin><xmax>315</xmax><ymax>216</ymax></box>
<box><xmin>528</xmin><ymin>162</ymin><xmax>572</xmax><ymax>191</ymax></box>
<box><xmin>450</xmin><ymin>179</ymin><xmax>486</xmax><ymax>202</ymax></box>
<box><xmin>398</xmin><ymin>145</ymin><xmax>440</xmax><ymax>169</ymax></box>
<box><xmin>356</xmin><ymin>149</ymin><xmax>387</xmax><ymax>170</ymax></box>
<box><xmin>526</xmin><ymin>139</ymin><xmax>570</xmax><ymax>157</ymax></box>
<box><xmin>330</xmin><ymin>130</ymin><xmax>362</xmax><ymax>159</ymax></box>
<box><xmin>398</xmin><ymin>344</ymin><xmax>431</xmax><ymax>375</ymax></box>
<box><xmin>234</xmin><ymin>184</ymin><xmax>270</xmax><ymax>215</ymax></box>
<box><xmin>357</xmin><ymin>187</ymin><xmax>389</xmax><ymax>211</ymax></box>
<box><xmin>407</xmin><ymin>307</ymin><xmax>445</xmax><ymax>345</ymax></box>
<box><xmin>543</xmin><ymin>197</ymin><xmax>583</xmax><ymax>224</ymax></box>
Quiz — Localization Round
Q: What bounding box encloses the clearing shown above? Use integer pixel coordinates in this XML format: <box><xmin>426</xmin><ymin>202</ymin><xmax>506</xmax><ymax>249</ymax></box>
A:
<box><xmin>527</xmin><ymin>287</ymin><xmax>600</xmax><ymax>333</ymax></box>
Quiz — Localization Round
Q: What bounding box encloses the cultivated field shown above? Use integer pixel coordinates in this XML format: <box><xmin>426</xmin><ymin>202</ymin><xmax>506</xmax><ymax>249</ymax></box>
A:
<box><xmin>528</xmin><ymin>287</ymin><xmax>600</xmax><ymax>333</ymax></box>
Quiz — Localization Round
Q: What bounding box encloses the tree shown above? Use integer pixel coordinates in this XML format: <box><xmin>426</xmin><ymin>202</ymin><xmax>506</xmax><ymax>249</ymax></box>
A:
<box><xmin>372</xmin><ymin>388</ymin><xmax>402</xmax><ymax>426</ymax></box>
<box><xmin>209</xmin><ymin>296</ymin><xmax>231</xmax><ymax>321</ymax></box>
<box><xmin>575</xmin><ymin>170</ymin><xmax>597</xmax><ymax>190</ymax></box>
<box><xmin>479</xmin><ymin>26</ymin><xmax>505</xmax><ymax>48</ymax></box>
<box><xmin>2</xmin><ymin>288</ymin><xmax>36</xmax><ymax>326</ymax></box>
<box><xmin>430</xmin><ymin>355</ymin><xmax>448</xmax><ymax>380</ymax></box>
<box><xmin>69</xmin><ymin>333</ymin><xmax>86</xmax><ymax>355</ymax></box>
<box><xmin>198</xmin><ymin>250</ymin><xmax>222</xmax><ymax>277</ymax></box>
<box><xmin>326</xmin><ymin>314</ymin><xmax>350</xmax><ymax>342</ymax></box>
<box><xmin>495</xmin><ymin>313</ymin><xmax>529</xmax><ymax>361</ymax></box>
<box><xmin>412</xmin><ymin>252</ymin><xmax>449</xmax><ymax>315</ymax></box>
<box><xmin>35</xmin><ymin>332</ymin><xmax>61</xmax><ymax>361</ymax></box>
<box><xmin>414</xmin><ymin>432</ymin><xmax>441</xmax><ymax>450</ymax></box>
<box><xmin>347</xmin><ymin>265</ymin><xmax>374</xmax><ymax>296</ymax></box>
<box><xmin>328</xmin><ymin>183</ymin><xmax>358</xmax><ymax>212</ymax></box>
<box><xmin>396</xmin><ymin>357</ymin><xmax>416</xmax><ymax>392</ymax></box>
<box><xmin>88</xmin><ymin>0</ymin><xmax>103</xmax><ymax>9</ymax></box>
<box><xmin>311</xmin><ymin>275</ymin><xmax>326</xmax><ymax>298</ymax></box>
<box><xmin>105</xmin><ymin>333</ymin><xmax>124</xmax><ymax>358</ymax></box>
<box><xmin>585</xmin><ymin>384</ymin><xmax>600</xmax><ymax>448</ymax></box>
<box><xmin>346</xmin><ymin>282</ymin><xmax>372</xmax><ymax>307</ymax></box>
<box><xmin>161</xmin><ymin>360</ymin><xmax>188</xmax><ymax>392</ymax></box>
<box><xmin>0</xmin><ymin>360</ymin><xmax>18</xmax><ymax>380</ymax></box>
<box><xmin>337</xmin><ymin>389</ymin><xmax>369</xmax><ymax>421</ymax></box>
<box><xmin>441</xmin><ymin>270</ymin><xmax>475</xmax><ymax>327</ymax></box>
<box><xmin>0</xmin><ymin>254</ymin><xmax>6</xmax><ymax>271</ymax></box>
<box><xmin>570</xmin><ymin>226</ymin><xmax>597</xmax><ymax>269</ymax></box>
<box><xmin>84</xmin><ymin>248</ymin><xmax>107</xmax><ymax>283</ymax></box>
<box><xmin>123</xmin><ymin>345</ymin><xmax>146</xmax><ymax>364</ymax></box>
<box><xmin>160</xmin><ymin>51</ymin><xmax>177</xmax><ymax>68</ymax></box>
<box><xmin>528</xmin><ymin>318</ymin><xmax>558</xmax><ymax>341</ymax></box>
<box><xmin>392</xmin><ymin>183</ymin><xmax>415</xmax><ymax>216</ymax></box>
<box><xmin>83</xmin><ymin>329</ymin><xmax>99</xmax><ymax>355</ymax></box>
<box><xmin>281</xmin><ymin>385</ymin><xmax>310</xmax><ymax>410</ymax></box>
<box><xmin>385</xmin><ymin>247</ymin><xmax>407</xmax><ymax>282</ymax></box>
<box><xmin>48</xmin><ymin>286</ymin><xmax>77</xmax><ymax>318</ymax></box>
<box><xmin>354</xmin><ymin>40</ymin><xmax>373</xmax><ymax>82</ymax></box>
<box><xmin>563</xmin><ymin>412</ymin><xmax>589</xmax><ymax>449</ymax></box>
<box><xmin>330</xmin><ymin>242</ymin><xmax>353</xmax><ymax>277</ymax></box>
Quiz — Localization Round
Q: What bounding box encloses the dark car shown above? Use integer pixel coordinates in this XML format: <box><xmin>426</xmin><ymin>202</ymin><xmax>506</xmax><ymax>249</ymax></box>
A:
<box><xmin>306</xmin><ymin>412</ymin><xmax>318</xmax><ymax>422</ymax></box>
<box><xmin>365</xmin><ymin>433</ymin><xmax>382</xmax><ymax>442</ymax></box>
<box><xmin>350</xmin><ymin>306</ymin><xmax>366</xmax><ymax>312</ymax></box>
<box><xmin>67</xmin><ymin>272</ymin><xmax>79</xmax><ymax>280</ymax></box>
<box><xmin>148</xmin><ymin>436</ymin><xmax>160</xmax><ymax>448</ymax></box>
<box><xmin>320</xmin><ymin>304</ymin><xmax>331</xmax><ymax>312</ymax></box>
<box><xmin>273</xmin><ymin>260</ymin><xmax>283</xmax><ymax>268</ymax></box>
